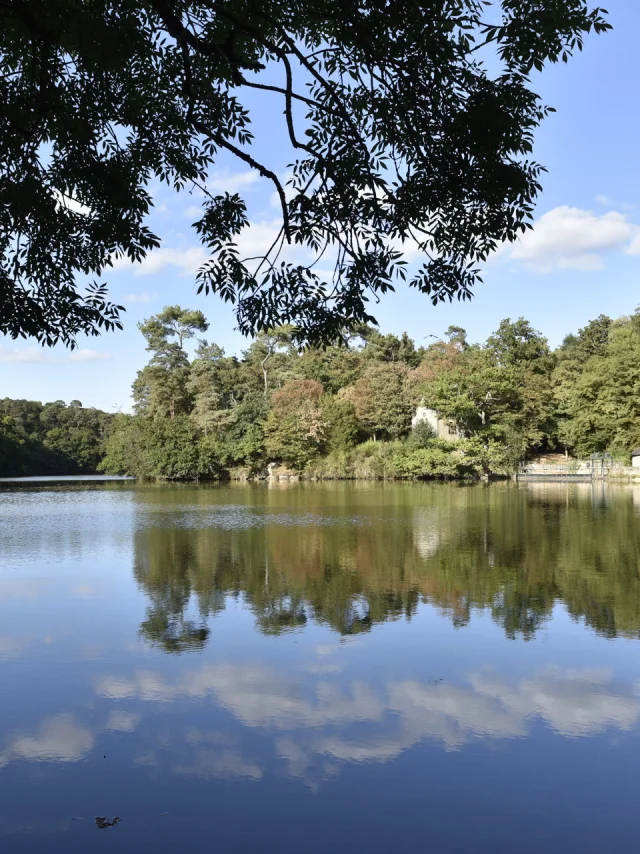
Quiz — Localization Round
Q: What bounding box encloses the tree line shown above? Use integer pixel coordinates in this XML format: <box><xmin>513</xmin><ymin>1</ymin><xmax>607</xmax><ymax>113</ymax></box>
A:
<box><xmin>98</xmin><ymin>306</ymin><xmax>640</xmax><ymax>480</ymax></box>
<box><xmin>0</xmin><ymin>399</ymin><xmax>112</xmax><ymax>477</ymax></box>
<box><xmin>2</xmin><ymin>306</ymin><xmax>638</xmax><ymax>480</ymax></box>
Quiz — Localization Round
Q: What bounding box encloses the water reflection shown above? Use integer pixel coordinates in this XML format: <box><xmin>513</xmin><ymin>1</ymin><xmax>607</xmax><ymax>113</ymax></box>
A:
<box><xmin>130</xmin><ymin>483</ymin><xmax>640</xmax><ymax>644</ymax></box>
<box><xmin>0</xmin><ymin>715</ymin><xmax>94</xmax><ymax>767</ymax></box>
<box><xmin>3</xmin><ymin>665</ymin><xmax>638</xmax><ymax>780</ymax></box>
<box><xmin>2</xmin><ymin>482</ymin><xmax>640</xmax><ymax>851</ymax></box>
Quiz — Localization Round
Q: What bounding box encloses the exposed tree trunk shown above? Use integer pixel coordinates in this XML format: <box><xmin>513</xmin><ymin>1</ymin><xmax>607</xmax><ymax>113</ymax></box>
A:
<box><xmin>261</xmin><ymin>354</ymin><xmax>270</xmax><ymax>395</ymax></box>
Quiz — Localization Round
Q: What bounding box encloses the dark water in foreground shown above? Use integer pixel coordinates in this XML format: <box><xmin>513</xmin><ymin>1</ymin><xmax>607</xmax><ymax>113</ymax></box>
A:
<box><xmin>1</xmin><ymin>481</ymin><xmax>639</xmax><ymax>853</ymax></box>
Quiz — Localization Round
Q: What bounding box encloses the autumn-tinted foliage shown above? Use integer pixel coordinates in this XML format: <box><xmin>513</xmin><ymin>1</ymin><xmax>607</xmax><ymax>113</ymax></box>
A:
<box><xmin>4</xmin><ymin>307</ymin><xmax>639</xmax><ymax>480</ymax></box>
<box><xmin>93</xmin><ymin>305</ymin><xmax>640</xmax><ymax>480</ymax></box>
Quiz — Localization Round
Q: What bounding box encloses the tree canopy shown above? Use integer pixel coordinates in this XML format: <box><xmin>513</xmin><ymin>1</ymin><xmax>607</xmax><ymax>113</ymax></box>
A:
<box><xmin>3</xmin><ymin>307</ymin><xmax>640</xmax><ymax>480</ymax></box>
<box><xmin>1</xmin><ymin>0</ymin><xmax>609</xmax><ymax>347</ymax></box>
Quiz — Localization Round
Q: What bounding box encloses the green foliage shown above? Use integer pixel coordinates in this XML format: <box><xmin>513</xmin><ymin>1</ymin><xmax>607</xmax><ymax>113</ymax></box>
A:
<box><xmin>293</xmin><ymin>346</ymin><xmax>362</xmax><ymax>393</ymax></box>
<box><xmin>342</xmin><ymin>362</ymin><xmax>413</xmax><ymax>440</ymax></box>
<box><xmin>133</xmin><ymin>306</ymin><xmax>208</xmax><ymax>419</ymax></box>
<box><xmin>0</xmin><ymin>416</ymin><xmax>25</xmax><ymax>476</ymax></box>
<box><xmin>7</xmin><ymin>306</ymin><xmax>640</xmax><ymax>480</ymax></box>
<box><xmin>0</xmin><ymin>1</ymin><xmax>609</xmax><ymax>347</ymax></box>
<box><xmin>307</xmin><ymin>439</ymin><xmax>470</xmax><ymax>480</ymax></box>
<box><xmin>322</xmin><ymin>397</ymin><xmax>361</xmax><ymax>452</ymax></box>
<box><xmin>264</xmin><ymin>380</ymin><xmax>327</xmax><ymax>468</ymax></box>
<box><xmin>0</xmin><ymin>398</ymin><xmax>112</xmax><ymax>476</ymax></box>
<box><xmin>100</xmin><ymin>415</ymin><xmax>223</xmax><ymax>479</ymax></box>
<box><xmin>407</xmin><ymin>419</ymin><xmax>436</xmax><ymax>449</ymax></box>
<box><xmin>360</xmin><ymin>330</ymin><xmax>423</xmax><ymax>367</ymax></box>
<box><xmin>553</xmin><ymin>311</ymin><xmax>640</xmax><ymax>459</ymax></box>
<box><xmin>417</xmin><ymin>318</ymin><xmax>556</xmax><ymax>457</ymax></box>
<box><xmin>188</xmin><ymin>359</ymin><xmax>222</xmax><ymax>434</ymax></box>
<box><xmin>219</xmin><ymin>392</ymin><xmax>268</xmax><ymax>470</ymax></box>
<box><xmin>242</xmin><ymin>328</ymin><xmax>294</xmax><ymax>395</ymax></box>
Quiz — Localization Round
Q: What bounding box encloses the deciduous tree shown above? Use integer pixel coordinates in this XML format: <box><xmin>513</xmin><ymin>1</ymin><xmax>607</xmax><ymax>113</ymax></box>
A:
<box><xmin>0</xmin><ymin>0</ymin><xmax>609</xmax><ymax>346</ymax></box>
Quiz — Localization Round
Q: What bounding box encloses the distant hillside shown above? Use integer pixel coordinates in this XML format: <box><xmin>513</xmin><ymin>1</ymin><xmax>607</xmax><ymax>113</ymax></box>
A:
<box><xmin>0</xmin><ymin>399</ymin><xmax>113</xmax><ymax>477</ymax></box>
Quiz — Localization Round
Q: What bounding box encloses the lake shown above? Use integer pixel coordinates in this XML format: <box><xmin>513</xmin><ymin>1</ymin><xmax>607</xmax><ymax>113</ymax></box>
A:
<box><xmin>1</xmin><ymin>481</ymin><xmax>639</xmax><ymax>853</ymax></box>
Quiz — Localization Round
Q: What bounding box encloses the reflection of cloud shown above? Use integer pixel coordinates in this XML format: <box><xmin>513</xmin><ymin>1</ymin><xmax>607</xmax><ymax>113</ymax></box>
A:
<box><xmin>318</xmin><ymin>669</ymin><xmax>640</xmax><ymax>761</ymax></box>
<box><xmin>314</xmin><ymin>644</ymin><xmax>340</xmax><ymax>657</ymax></box>
<box><xmin>0</xmin><ymin>715</ymin><xmax>93</xmax><ymax>767</ymax></box>
<box><xmin>185</xmin><ymin>729</ymin><xmax>238</xmax><ymax>747</ymax></box>
<box><xmin>471</xmin><ymin>669</ymin><xmax>640</xmax><ymax>738</ymax></box>
<box><xmin>0</xmin><ymin>581</ymin><xmax>44</xmax><ymax>600</ymax></box>
<box><xmin>133</xmin><ymin>751</ymin><xmax>157</xmax><ymax>768</ymax></box>
<box><xmin>276</xmin><ymin>736</ymin><xmax>313</xmax><ymax>779</ymax></box>
<box><xmin>412</xmin><ymin>508</ymin><xmax>443</xmax><ymax>559</ymax></box>
<box><xmin>304</xmin><ymin>664</ymin><xmax>343</xmax><ymax>675</ymax></box>
<box><xmin>174</xmin><ymin>749</ymin><xmax>262</xmax><ymax>781</ymax></box>
<box><xmin>95</xmin><ymin>664</ymin><xmax>640</xmax><ymax>780</ymax></box>
<box><xmin>0</xmin><ymin>636</ymin><xmax>23</xmax><ymax>659</ymax></box>
<box><xmin>130</xmin><ymin>730</ymin><xmax>259</xmax><ymax>782</ymax></box>
<box><xmin>97</xmin><ymin>665</ymin><xmax>383</xmax><ymax>728</ymax></box>
<box><xmin>106</xmin><ymin>711</ymin><xmax>140</xmax><ymax>732</ymax></box>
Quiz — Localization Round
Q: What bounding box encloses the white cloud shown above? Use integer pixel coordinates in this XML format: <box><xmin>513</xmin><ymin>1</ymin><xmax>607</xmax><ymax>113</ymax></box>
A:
<box><xmin>123</xmin><ymin>291</ymin><xmax>156</xmax><ymax>304</ymax></box>
<box><xmin>235</xmin><ymin>219</ymin><xmax>295</xmax><ymax>259</ymax></box>
<box><xmin>510</xmin><ymin>205</ymin><xmax>639</xmax><ymax>272</ymax></box>
<box><xmin>53</xmin><ymin>190</ymin><xmax>92</xmax><ymax>217</ymax></box>
<box><xmin>0</xmin><ymin>345</ymin><xmax>53</xmax><ymax>364</ymax></box>
<box><xmin>111</xmin><ymin>246</ymin><xmax>208</xmax><ymax>277</ymax></box>
<box><xmin>0</xmin><ymin>346</ymin><xmax>111</xmax><ymax>364</ymax></box>
<box><xmin>109</xmin><ymin>218</ymin><xmax>312</xmax><ymax>278</ymax></box>
<box><xmin>627</xmin><ymin>232</ymin><xmax>640</xmax><ymax>255</ymax></box>
<box><xmin>68</xmin><ymin>349</ymin><xmax>112</xmax><ymax>363</ymax></box>
<box><xmin>208</xmin><ymin>169</ymin><xmax>260</xmax><ymax>195</ymax></box>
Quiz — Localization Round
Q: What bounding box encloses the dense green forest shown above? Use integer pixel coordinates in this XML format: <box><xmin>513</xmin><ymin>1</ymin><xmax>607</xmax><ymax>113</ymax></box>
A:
<box><xmin>2</xmin><ymin>307</ymin><xmax>640</xmax><ymax>479</ymax></box>
<box><xmin>0</xmin><ymin>399</ymin><xmax>113</xmax><ymax>477</ymax></box>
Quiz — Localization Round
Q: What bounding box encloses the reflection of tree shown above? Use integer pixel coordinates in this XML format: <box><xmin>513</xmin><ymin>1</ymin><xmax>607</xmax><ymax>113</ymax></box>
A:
<box><xmin>133</xmin><ymin>526</ymin><xmax>225</xmax><ymax>653</ymax></box>
<box><xmin>139</xmin><ymin>608</ymin><xmax>210</xmax><ymax>653</ymax></box>
<box><xmin>131</xmin><ymin>483</ymin><xmax>640</xmax><ymax>651</ymax></box>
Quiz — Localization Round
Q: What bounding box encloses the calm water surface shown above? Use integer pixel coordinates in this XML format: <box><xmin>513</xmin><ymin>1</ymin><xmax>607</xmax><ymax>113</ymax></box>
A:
<box><xmin>1</xmin><ymin>482</ymin><xmax>639</xmax><ymax>852</ymax></box>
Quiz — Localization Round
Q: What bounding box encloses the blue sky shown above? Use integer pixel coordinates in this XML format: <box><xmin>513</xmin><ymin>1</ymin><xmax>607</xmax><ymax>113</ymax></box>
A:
<box><xmin>2</xmin><ymin>1</ymin><xmax>639</xmax><ymax>412</ymax></box>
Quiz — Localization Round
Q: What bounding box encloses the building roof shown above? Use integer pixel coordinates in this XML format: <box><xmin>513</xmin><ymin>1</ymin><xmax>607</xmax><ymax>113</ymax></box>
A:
<box><xmin>632</xmin><ymin>448</ymin><xmax>640</xmax><ymax>457</ymax></box>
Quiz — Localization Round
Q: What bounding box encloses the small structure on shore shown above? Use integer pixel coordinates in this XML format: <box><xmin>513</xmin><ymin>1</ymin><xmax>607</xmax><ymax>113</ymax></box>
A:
<box><xmin>632</xmin><ymin>449</ymin><xmax>640</xmax><ymax>469</ymax></box>
<box><xmin>412</xmin><ymin>406</ymin><xmax>462</xmax><ymax>442</ymax></box>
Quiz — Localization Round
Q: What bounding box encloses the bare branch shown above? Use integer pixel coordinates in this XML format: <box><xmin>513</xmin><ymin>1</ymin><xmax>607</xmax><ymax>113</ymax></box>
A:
<box><xmin>235</xmin><ymin>76</ymin><xmax>318</xmax><ymax>109</ymax></box>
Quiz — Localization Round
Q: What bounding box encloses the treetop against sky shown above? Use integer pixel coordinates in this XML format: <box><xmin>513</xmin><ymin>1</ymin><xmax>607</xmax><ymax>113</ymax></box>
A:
<box><xmin>1</xmin><ymin>1</ymin><xmax>639</xmax><ymax>412</ymax></box>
